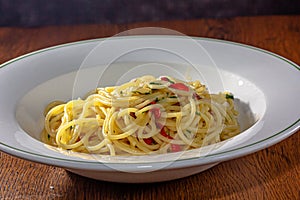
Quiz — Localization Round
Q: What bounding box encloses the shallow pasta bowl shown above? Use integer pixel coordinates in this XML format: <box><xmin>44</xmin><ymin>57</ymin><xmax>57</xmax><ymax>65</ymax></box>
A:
<box><xmin>0</xmin><ymin>35</ymin><xmax>299</xmax><ymax>183</ymax></box>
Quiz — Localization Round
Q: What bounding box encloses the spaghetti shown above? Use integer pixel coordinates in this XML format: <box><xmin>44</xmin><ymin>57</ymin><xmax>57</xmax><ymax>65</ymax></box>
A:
<box><xmin>41</xmin><ymin>75</ymin><xmax>240</xmax><ymax>155</ymax></box>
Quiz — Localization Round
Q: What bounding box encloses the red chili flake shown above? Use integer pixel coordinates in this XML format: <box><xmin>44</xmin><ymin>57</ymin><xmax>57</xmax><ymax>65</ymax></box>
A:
<box><xmin>170</xmin><ymin>144</ymin><xmax>181</xmax><ymax>152</ymax></box>
<box><xmin>150</xmin><ymin>107</ymin><xmax>161</xmax><ymax>119</ymax></box>
<box><xmin>193</xmin><ymin>93</ymin><xmax>201</xmax><ymax>100</ymax></box>
<box><xmin>129</xmin><ymin>112</ymin><xmax>136</xmax><ymax>119</ymax></box>
<box><xmin>161</xmin><ymin>77</ymin><xmax>169</xmax><ymax>81</ymax></box>
<box><xmin>169</xmin><ymin>83</ymin><xmax>189</xmax><ymax>92</ymax></box>
<box><xmin>160</xmin><ymin>128</ymin><xmax>173</xmax><ymax>139</ymax></box>
<box><xmin>143</xmin><ymin>138</ymin><xmax>154</xmax><ymax>145</ymax></box>
<box><xmin>160</xmin><ymin>76</ymin><xmax>174</xmax><ymax>83</ymax></box>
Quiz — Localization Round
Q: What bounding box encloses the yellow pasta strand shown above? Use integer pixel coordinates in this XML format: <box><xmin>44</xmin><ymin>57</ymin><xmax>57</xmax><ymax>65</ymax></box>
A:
<box><xmin>41</xmin><ymin>75</ymin><xmax>240</xmax><ymax>156</ymax></box>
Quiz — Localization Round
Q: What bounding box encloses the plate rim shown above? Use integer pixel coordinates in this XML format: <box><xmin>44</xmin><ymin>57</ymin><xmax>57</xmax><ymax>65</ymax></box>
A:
<box><xmin>0</xmin><ymin>35</ymin><xmax>299</xmax><ymax>169</ymax></box>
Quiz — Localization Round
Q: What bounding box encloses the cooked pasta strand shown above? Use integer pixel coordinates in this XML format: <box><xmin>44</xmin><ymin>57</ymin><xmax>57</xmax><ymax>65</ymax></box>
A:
<box><xmin>41</xmin><ymin>75</ymin><xmax>240</xmax><ymax>155</ymax></box>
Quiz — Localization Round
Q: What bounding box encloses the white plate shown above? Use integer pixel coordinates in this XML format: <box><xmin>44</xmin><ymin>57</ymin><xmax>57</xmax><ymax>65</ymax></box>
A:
<box><xmin>0</xmin><ymin>35</ymin><xmax>299</xmax><ymax>183</ymax></box>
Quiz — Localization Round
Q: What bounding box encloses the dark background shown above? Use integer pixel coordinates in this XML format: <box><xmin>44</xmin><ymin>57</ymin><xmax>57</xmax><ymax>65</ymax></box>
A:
<box><xmin>1</xmin><ymin>0</ymin><xmax>300</xmax><ymax>27</ymax></box>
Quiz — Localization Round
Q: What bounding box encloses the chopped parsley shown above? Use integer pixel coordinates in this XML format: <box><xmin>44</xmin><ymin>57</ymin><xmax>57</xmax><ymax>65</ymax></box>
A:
<box><xmin>149</xmin><ymin>82</ymin><xmax>162</xmax><ymax>85</ymax></box>
<box><xmin>132</xmin><ymin>91</ymin><xmax>151</xmax><ymax>95</ymax></box>
<box><xmin>225</xmin><ymin>93</ymin><xmax>234</xmax><ymax>99</ymax></box>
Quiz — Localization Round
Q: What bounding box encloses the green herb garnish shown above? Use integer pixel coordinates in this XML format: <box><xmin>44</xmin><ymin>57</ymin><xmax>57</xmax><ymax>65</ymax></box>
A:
<box><xmin>149</xmin><ymin>82</ymin><xmax>162</xmax><ymax>85</ymax></box>
<box><xmin>225</xmin><ymin>93</ymin><xmax>234</xmax><ymax>99</ymax></box>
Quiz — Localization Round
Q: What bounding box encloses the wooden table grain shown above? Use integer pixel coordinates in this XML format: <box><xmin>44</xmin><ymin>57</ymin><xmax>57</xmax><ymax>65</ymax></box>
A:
<box><xmin>0</xmin><ymin>15</ymin><xmax>299</xmax><ymax>200</ymax></box>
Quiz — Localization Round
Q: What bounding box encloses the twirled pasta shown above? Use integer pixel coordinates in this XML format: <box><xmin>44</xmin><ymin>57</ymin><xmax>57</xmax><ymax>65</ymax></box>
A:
<box><xmin>41</xmin><ymin>75</ymin><xmax>240</xmax><ymax>155</ymax></box>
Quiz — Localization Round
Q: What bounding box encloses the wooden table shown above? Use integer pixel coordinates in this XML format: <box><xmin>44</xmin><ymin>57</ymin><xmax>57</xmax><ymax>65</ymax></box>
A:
<box><xmin>0</xmin><ymin>15</ymin><xmax>299</xmax><ymax>200</ymax></box>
